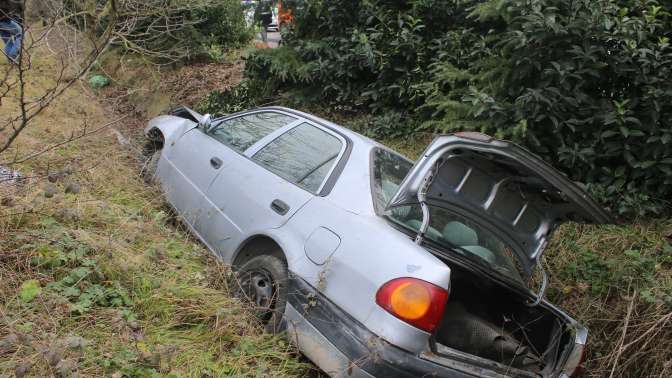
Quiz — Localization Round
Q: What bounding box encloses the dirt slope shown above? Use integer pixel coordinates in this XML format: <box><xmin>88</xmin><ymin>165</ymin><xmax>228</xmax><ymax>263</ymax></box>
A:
<box><xmin>0</xmin><ymin>52</ymin><xmax>309</xmax><ymax>377</ymax></box>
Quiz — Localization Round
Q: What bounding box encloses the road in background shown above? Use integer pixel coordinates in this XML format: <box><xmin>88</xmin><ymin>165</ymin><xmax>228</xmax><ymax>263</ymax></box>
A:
<box><xmin>257</xmin><ymin>31</ymin><xmax>281</xmax><ymax>48</ymax></box>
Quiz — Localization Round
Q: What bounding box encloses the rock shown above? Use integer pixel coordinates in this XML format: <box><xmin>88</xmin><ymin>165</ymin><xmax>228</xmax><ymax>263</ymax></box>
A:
<box><xmin>15</xmin><ymin>333</ymin><xmax>33</xmax><ymax>345</ymax></box>
<box><xmin>0</xmin><ymin>333</ymin><xmax>19</xmax><ymax>355</ymax></box>
<box><xmin>50</xmin><ymin>167</ymin><xmax>73</xmax><ymax>183</ymax></box>
<box><xmin>158</xmin><ymin>344</ymin><xmax>177</xmax><ymax>372</ymax></box>
<box><xmin>47</xmin><ymin>171</ymin><xmax>61</xmax><ymax>183</ymax></box>
<box><xmin>150</xmin><ymin>247</ymin><xmax>166</xmax><ymax>263</ymax></box>
<box><xmin>64</xmin><ymin>181</ymin><xmax>81</xmax><ymax>195</ymax></box>
<box><xmin>127</xmin><ymin>320</ymin><xmax>140</xmax><ymax>331</ymax></box>
<box><xmin>56</xmin><ymin>208</ymin><xmax>80</xmax><ymax>222</ymax></box>
<box><xmin>66</xmin><ymin>336</ymin><xmax>87</xmax><ymax>350</ymax></box>
<box><xmin>62</xmin><ymin>165</ymin><xmax>74</xmax><ymax>175</ymax></box>
<box><xmin>45</xmin><ymin>346</ymin><xmax>62</xmax><ymax>367</ymax></box>
<box><xmin>14</xmin><ymin>361</ymin><xmax>32</xmax><ymax>378</ymax></box>
<box><xmin>55</xmin><ymin>359</ymin><xmax>76</xmax><ymax>377</ymax></box>
<box><xmin>44</xmin><ymin>183</ymin><xmax>58</xmax><ymax>198</ymax></box>
<box><xmin>1</xmin><ymin>196</ymin><xmax>14</xmax><ymax>207</ymax></box>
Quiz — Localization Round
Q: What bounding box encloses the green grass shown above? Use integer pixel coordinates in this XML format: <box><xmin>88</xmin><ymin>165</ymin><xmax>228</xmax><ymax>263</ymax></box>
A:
<box><xmin>1</xmin><ymin>184</ymin><xmax>311</xmax><ymax>376</ymax></box>
<box><xmin>0</xmin><ymin>56</ymin><xmax>310</xmax><ymax>377</ymax></box>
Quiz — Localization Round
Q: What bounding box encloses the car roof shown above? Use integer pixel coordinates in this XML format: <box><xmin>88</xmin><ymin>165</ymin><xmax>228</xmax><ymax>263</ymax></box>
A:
<box><xmin>257</xmin><ymin>106</ymin><xmax>384</xmax><ymax>148</ymax></box>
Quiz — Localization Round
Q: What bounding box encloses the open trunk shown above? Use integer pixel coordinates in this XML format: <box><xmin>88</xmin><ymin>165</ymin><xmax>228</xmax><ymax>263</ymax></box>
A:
<box><xmin>431</xmin><ymin>260</ymin><xmax>571</xmax><ymax>377</ymax></box>
<box><xmin>371</xmin><ymin>133</ymin><xmax>607</xmax><ymax>375</ymax></box>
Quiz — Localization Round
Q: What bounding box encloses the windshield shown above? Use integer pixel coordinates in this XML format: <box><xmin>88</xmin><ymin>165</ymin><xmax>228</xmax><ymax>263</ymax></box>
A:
<box><xmin>371</xmin><ymin>148</ymin><xmax>524</xmax><ymax>283</ymax></box>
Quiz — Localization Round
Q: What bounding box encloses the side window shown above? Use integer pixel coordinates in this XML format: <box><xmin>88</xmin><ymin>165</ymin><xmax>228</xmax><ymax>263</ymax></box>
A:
<box><xmin>252</xmin><ymin>123</ymin><xmax>342</xmax><ymax>193</ymax></box>
<box><xmin>208</xmin><ymin>112</ymin><xmax>297</xmax><ymax>152</ymax></box>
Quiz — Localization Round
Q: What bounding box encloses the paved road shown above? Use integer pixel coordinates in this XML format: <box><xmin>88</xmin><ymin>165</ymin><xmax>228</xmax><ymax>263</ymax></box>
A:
<box><xmin>257</xmin><ymin>31</ymin><xmax>281</xmax><ymax>48</ymax></box>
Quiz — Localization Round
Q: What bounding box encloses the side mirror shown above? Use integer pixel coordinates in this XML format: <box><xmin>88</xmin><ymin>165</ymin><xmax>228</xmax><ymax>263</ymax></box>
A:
<box><xmin>199</xmin><ymin>114</ymin><xmax>213</xmax><ymax>130</ymax></box>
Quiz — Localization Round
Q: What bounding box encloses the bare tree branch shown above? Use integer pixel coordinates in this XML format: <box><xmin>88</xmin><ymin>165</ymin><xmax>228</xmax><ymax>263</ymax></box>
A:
<box><xmin>0</xmin><ymin>0</ymin><xmax>224</xmax><ymax>157</ymax></box>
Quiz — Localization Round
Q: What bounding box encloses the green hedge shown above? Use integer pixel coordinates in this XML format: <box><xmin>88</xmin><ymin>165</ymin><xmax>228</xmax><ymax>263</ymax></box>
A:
<box><xmin>242</xmin><ymin>0</ymin><xmax>672</xmax><ymax>216</ymax></box>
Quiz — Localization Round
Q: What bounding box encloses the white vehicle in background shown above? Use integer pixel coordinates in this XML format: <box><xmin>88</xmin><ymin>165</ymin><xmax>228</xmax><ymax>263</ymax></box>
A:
<box><xmin>143</xmin><ymin>106</ymin><xmax>612</xmax><ymax>377</ymax></box>
<box><xmin>241</xmin><ymin>0</ymin><xmax>256</xmax><ymax>27</ymax></box>
<box><xmin>241</xmin><ymin>0</ymin><xmax>278</xmax><ymax>31</ymax></box>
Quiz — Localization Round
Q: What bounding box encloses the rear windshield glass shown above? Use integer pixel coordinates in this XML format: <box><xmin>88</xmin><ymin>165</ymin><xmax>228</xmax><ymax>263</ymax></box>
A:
<box><xmin>371</xmin><ymin>149</ymin><xmax>523</xmax><ymax>282</ymax></box>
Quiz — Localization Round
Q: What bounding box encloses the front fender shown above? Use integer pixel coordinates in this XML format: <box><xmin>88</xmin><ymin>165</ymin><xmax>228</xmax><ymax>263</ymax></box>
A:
<box><xmin>144</xmin><ymin>115</ymin><xmax>197</xmax><ymax>147</ymax></box>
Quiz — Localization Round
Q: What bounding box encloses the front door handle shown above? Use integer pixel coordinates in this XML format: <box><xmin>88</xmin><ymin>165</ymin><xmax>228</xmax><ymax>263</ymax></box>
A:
<box><xmin>210</xmin><ymin>157</ymin><xmax>223</xmax><ymax>169</ymax></box>
<box><xmin>270</xmin><ymin>199</ymin><xmax>290</xmax><ymax>215</ymax></box>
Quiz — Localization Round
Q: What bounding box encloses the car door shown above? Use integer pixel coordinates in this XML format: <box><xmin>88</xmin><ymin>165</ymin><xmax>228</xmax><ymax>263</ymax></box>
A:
<box><xmin>183</xmin><ymin>111</ymin><xmax>300</xmax><ymax>248</ymax></box>
<box><xmin>197</xmin><ymin>120</ymin><xmax>347</xmax><ymax>259</ymax></box>
<box><xmin>159</xmin><ymin>125</ymin><xmax>226</xmax><ymax>226</ymax></box>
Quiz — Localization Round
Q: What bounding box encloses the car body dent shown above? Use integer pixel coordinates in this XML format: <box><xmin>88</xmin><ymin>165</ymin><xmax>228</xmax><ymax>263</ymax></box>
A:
<box><xmin>284</xmin><ymin>303</ymin><xmax>375</xmax><ymax>378</ymax></box>
<box><xmin>287</xmin><ymin>276</ymin><xmax>481</xmax><ymax>378</ymax></box>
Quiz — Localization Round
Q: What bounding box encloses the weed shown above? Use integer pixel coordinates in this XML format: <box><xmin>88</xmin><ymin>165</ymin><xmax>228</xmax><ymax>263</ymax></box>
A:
<box><xmin>0</xmin><ymin>47</ymin><xmax>310</xmax><ymax>377</ymax></box>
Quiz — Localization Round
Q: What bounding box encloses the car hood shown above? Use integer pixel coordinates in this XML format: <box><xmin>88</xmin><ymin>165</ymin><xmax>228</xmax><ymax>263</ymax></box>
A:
<box><xmin>386</xmin><ymin>132</ymin><xmax>614</xmax><ymax>276</ymax></box>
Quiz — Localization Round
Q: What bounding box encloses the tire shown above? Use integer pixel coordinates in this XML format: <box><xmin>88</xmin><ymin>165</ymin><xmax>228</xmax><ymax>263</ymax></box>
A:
<box><xmin>142</xmin><ymin>150</ymin><xmax>161</xmax><ymax>183</ymax></box>
<box><xmin>232</xmin><ymin>255</ymin><xmax>288</xmax><ymax>333</ymax></box>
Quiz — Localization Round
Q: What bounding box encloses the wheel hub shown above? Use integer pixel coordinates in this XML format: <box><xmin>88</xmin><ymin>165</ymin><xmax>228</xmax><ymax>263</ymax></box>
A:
<box><xmin>241</xmin><ymin>269</ymin><xmax>275</xmax><ymax>317</ymax></box>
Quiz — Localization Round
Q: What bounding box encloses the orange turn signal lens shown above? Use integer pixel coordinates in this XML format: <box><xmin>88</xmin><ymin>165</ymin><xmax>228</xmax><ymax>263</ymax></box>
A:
<box><xmin>390</xmin><ymin>282</ymin><xmax>431</xmax><ymax>320</ymax></box>
<box><xmin>376</xmin><ymin>277</ymin><xmax>449</xmax><ymax>333</ymax></box>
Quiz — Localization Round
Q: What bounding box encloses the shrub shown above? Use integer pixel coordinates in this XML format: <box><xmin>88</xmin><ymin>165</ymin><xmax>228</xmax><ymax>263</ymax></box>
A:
<box><xmin>467</xmin><ymin>0</ymin><xmax>672</xmax><ymax>217</ymax></box>
<box><xmin>194</xmin><ymin>0</ymin><xmax>255</xmax><ymax>53</ymax></box>
<box><xmin>63</xmin><ymin>0</ymin><xmax>253</xmax><ymax>63</ymax></box>
<box><xmin>244</xmin><ymin>0</ymin><xmax>672</xmax><ymax>216</ymax></box>
<box><xmin>197</xmin><ymin>79</ymin><xmax>273</xmax><ymax>115</ymax></box>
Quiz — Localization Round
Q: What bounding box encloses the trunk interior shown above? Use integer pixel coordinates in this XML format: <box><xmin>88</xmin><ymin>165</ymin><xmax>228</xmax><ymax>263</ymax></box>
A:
<box><xmin>432</xmin><ymin>260</ymin><xmax>571</xmax><ymax>376</ymax></box>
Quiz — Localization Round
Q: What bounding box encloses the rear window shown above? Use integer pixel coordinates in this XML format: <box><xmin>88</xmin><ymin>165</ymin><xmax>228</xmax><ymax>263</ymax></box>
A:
<box><xmin>252</xmin><ymin>123</ymin><xmax>342</xmax><ymax>193</ymax></box>
<box><xmin>371</xmin><ymin>149</ymin><xmax>523</xmax><ymax>282</ymax></box>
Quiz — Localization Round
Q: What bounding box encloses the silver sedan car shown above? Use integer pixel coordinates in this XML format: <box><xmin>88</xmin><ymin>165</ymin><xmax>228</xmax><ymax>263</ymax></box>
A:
<box><xmin>143</xmin><ymin>106</ymin><xmax>612</xmax><ymax>378</ymax></box>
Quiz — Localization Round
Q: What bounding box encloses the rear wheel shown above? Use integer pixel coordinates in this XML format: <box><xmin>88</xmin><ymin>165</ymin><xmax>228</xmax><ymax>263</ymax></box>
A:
<box><xmin>232</xmin><ymin>254</ymin><xmax>288</xmax><ymax>333</ymax></box>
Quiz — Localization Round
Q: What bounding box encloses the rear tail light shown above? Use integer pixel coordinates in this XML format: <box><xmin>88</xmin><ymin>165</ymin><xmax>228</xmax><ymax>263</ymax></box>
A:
<box><xmin>375</xmin><ymin>277</ymin><xmax>449</xmax><ymax>333</ymax></box>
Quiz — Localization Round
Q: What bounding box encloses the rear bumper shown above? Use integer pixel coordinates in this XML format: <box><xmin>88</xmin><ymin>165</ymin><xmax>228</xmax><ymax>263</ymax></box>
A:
<box><xmin>285</xmin><ymin>276</ymin><xmax>482</xmax><ymax>378</ymax></box>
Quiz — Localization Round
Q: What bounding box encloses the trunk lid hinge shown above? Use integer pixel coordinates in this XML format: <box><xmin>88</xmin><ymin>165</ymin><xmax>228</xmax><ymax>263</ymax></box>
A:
<box><xmin>415</xmin><ymin>162</ymin><xmax>441</xmax><ymax>245</ymax></box>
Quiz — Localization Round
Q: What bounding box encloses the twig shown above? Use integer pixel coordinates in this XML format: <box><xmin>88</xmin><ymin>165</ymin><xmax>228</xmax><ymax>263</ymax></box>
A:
<box><xmin>1</xmin><ymin>115</ymin><xmax>130</xmax><ymax>165</ymax></box>
<box><xmin>609</xmin><ymin>290</ymin><xmax>637</xmax><ymax>378</ymax></box>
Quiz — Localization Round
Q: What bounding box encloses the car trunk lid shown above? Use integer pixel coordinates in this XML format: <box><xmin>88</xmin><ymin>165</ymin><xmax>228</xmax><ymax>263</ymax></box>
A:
<box><xmin>386</xmin><ymin>132</ymin><xmax>614</xmax><ymax>277</ymax></box>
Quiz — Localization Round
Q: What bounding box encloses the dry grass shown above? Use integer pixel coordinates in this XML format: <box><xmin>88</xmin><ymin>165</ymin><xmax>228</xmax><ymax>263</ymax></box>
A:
<box><xmin>0</xmin><ymin>46</ymin><xmax>310</xmax><ymax>377</ymax></box>
<box><xmin>4</xmin><ymin>37</ymin><xmax>669</xmax><ymax>377</ymax></box>
<box><xmin>544</xmin><ymin>222</ymin><xmax>672</xmax><ymax>377</ymax></box>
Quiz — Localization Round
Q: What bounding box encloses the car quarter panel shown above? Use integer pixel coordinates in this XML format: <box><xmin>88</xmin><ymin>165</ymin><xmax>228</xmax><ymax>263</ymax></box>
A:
<box><xmin>282</xmin><ymin>196</ymin><xmax>452</xmax><ymax>353</ymax></box>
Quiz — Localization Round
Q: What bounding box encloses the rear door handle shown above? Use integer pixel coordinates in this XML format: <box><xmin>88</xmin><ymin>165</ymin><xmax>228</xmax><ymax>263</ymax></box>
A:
<box><xmin>210</xmin><ymin>157</ymin><xmax>223</xmax><ymax>169</ymax></box>
<box><xmin>270</xmin><ymin>199</ymin><xmax>290</xmax><ymax>215</ymax></box>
